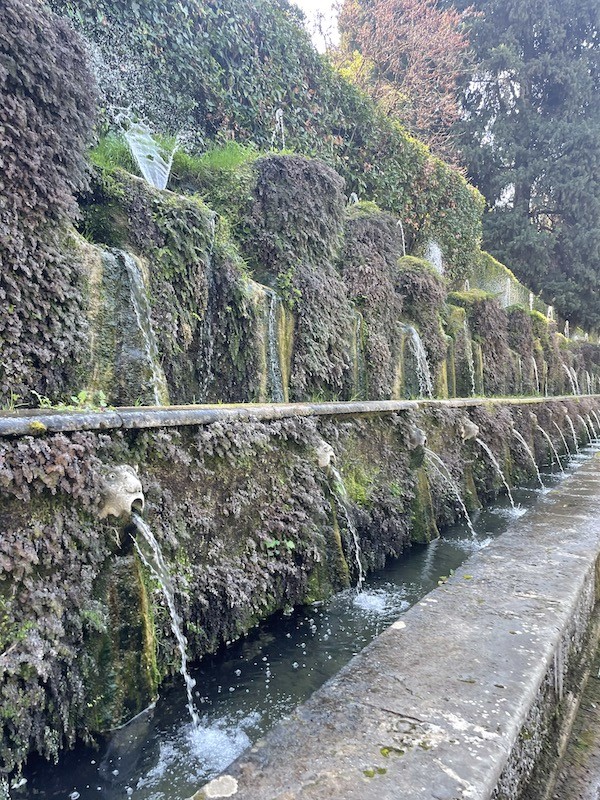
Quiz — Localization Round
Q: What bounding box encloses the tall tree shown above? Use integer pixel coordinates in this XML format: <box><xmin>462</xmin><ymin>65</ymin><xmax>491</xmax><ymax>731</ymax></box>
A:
<box><xmin>336</xmin><ymin>0</ymin><xmax>470</xmax><ymax>156</ymax></box>
<box><xmin>450</xmin><ymin>0</ymin><xmax>600</xmax><ymax>328</ymax></box>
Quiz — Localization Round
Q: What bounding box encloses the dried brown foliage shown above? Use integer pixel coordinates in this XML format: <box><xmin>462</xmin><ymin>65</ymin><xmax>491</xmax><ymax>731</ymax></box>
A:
<box><xmin>337</xmin><ymin>0</ymin><xmax>471</xmax><ymax>157</ymax></box>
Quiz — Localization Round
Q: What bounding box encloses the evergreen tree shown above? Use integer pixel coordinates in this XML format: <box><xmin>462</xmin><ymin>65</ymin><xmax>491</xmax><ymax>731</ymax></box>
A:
<box><xmin>451</xmin><ymin>0</ymin><xmax>600</xmax><ymax>328</ymax></box>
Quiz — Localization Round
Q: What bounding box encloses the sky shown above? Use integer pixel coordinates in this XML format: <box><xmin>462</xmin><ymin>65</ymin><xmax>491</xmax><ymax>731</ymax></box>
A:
<box><xmin>292</xmin><ymin>0</ymin><xmax>340</xmax><ymax>52</ymax></box>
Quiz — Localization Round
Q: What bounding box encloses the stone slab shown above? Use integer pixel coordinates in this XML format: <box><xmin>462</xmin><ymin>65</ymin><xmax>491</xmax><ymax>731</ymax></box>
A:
<box><xmin>0</xmin><ymin>395</ymin><xmax>596</xmax><ymax>437</ymax></box>
<box><xmin>193</xmin><ymin>457</ymin><xmax>600</xmax><ymax>800</ymax></box>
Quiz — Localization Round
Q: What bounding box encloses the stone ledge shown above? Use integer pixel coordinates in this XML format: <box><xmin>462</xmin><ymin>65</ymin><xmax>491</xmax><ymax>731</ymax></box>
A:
<box><xmin>0</xmin><ymin>395</ymin><xmax>597</xmax><ymax>438</ymax></box>
<box><xmin>192</xmin><ymin>457</ymin><xmax>600</xmax><ymax>800</ymax></box>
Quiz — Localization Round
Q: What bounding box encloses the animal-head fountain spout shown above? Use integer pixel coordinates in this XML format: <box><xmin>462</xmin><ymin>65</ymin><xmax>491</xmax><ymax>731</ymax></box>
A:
<box><xmin>315</xmin><ymin>440</ymin><xmax>337</xmax><ymax>470</ymax></box>
<box><xmin>407</xmin><ymin>427</ymin><xmax>427</xmax><ymax>467</ymax></box>
<box><xmin>408</xmin><ymin>427</ymin><xmax>427</xmax><ymax>450</ymax></box>
<box><xmin>460</xmin><ymin>420</ymin><xmax>479</xmax><ymax>441</ymax></box>
<box><xmin>99</xmin><ymin>465</ymin><xmax>145</xmax><ymax>520</ymax></box>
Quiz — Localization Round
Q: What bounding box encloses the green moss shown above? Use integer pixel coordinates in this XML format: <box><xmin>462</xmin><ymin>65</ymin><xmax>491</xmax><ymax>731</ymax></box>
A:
<box><xmin>410</xmin><ymin>468</ymin><xmax>439</xmax><ymax>543</ymax></box>
<box><xmin>169</xmin><ymin>142</ymin><xmax>259</xmax><ymax>233</ymax></box>
<box><xmin>345</xmin><ymin>200</ymin><xmax>383</xmax><ymax>218</ymax></box>
<box><xmin>344</xmin><ymin>465</ymin><xmax>378</xmax><ymax>507</ymax></box>
<box><xmin>448</xmin><ymin>288</ymin><xmax>492</xmax><ymax>308</ymax></box>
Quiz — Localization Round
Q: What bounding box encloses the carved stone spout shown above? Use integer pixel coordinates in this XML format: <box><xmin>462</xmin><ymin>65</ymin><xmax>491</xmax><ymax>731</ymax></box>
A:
<box><xmin>315</xmin><ymin>440</ymin><xmax>336</xmax><ymax>469</ymax></box>
<box><xmin>99</xmin><ymin>465</ymin><xmax>145</xmax><ymax>520</ymax></box>
<box><xmin>408</xmin><ymin>427</ymin><xmax>427</xmax><ymax>450</ymax></box>
<box><xmin>460</xmin><ymin>420</ymin><xmax>479</xmax><ymax>441</ymax></box>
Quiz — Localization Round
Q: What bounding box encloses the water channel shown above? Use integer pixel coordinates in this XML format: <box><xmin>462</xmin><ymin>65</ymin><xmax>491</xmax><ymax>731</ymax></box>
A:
<box><xmin>17</xmin><ymin>446</ymin><xmax>599</xmax><ymax>800</ymax></box>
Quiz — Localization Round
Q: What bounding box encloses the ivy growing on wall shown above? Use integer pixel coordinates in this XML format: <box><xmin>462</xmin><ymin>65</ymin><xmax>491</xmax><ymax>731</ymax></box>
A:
<box><xmin>48</xmin><ymin>0</ymin><xmax>484</xmax><ymax>281</ymax></box>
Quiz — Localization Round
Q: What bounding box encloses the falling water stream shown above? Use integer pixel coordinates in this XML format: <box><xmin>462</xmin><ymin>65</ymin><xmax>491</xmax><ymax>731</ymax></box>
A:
<box><xmin>266</xmin><ymin>289</ymin><xmax>285</xmax><ymax>403</ymax></box>
<box><xmin>562</xmin><ymin>364</ymin><xmax>577</xmax><ymax>395</ymax></box>
<box><xmin>424</xmin><ymin>448</ymin><xmax>476</xmax><ymax>536</ymax></box>
<box><xmin>532</xmin><ymin>357</ymin><xmax>540</xmax><ymax>394</ymax></box>
<box><xmin>586</xmin><ymin>414</ymin><xmax>598</xmax><ymax>440</ymax></box>
<box><xmin>402</xmin><ymin>325</ymin><xmax>434</xmax><ymax>399</ymax></box>
<box><xmin>131</xmin><ymin>514</ymin><xmax>200</xmax><ymax>729</ymax></box>
<box><xmin>578</xmin><ymin>414</ymin><xmax>593</xmax><ymax>445</ymax></box>
<box><xmin>536</xmin><ymin>425</ymin><xmax>565</xmax><ymax>474</ymax></box>
<box><xmin>552</xmin><ymin>421</ymin><xmax>572</xmax><ymax>457</ymax></box>
<box><xmin>117</xmin><ymin>251</ymin><xmax>169</xmax><ymax>406</ymax></box>
<box><xmin>463</xmin><ymin>320</ymin><xmax>476</xmax><ymax>397</ymax></box>
<box><xmin>512</xmin><ymin>430</ymin><xmax>545</xmax><ymax>488</ymax></box>
<box><xmin>566</xmin><ymin>414</ymin><xmax>580</xmax><ymax>452</ymax></box>
<box><xmin>475</xmin><ymin>438</ymin><xmax>518</xmax><ymax>512</ymax></box>
<box><xmin>329</xmin><ymin>466</ymin><xmax>365</xmax><ymax>591</ymax></box>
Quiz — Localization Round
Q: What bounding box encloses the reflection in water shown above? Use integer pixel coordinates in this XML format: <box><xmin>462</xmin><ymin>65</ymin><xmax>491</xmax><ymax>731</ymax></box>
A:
<box><xmin>19</xmin><ymin>455</ymin><xmax>586</xmax><ymax>800</ymax></box>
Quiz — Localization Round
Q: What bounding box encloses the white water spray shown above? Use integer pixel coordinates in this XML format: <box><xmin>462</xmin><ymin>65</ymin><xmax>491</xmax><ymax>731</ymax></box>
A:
<box><xmin>132</xmin><ymin>514</ymin><xmax>200</xmax><ymax>727</ymax></box>
<box><xmin>424</xmin><ymin>241</ymin><xmax>443</xmax><ymax>275</ymax></box>
<box><xmin>475</xmin><ymin>438</ymin><xmax>517</xmax><ymax>511</ymax></box>
<box><xmin>270</xmin><ymin>108</ymin><xmax>285</xmax><ymax>150</ymax></box>
<box><xmin>536</xmin><ymin>425</ymin><xmax>564</xmax><ymax>474</ymax></box>
<box><xmin>512</xmin><ymin>430</ymin><xmax>544</xmax><ymax>488</ymax></box>
<box><xmin>124</xmin><ymin>121</ymin><xmax>178</xmax><ymax>190</ymax></box>
<box><xmin>424</xmin><ymin>448</ymin><xmax>476</xmax><ymax>537</ymax></box>
<box><xmin>396</xmin><ymin>219</ymin><xmax>407</xmax><ymax>257</ymax></box>
<box><xmin>117</xmin><ymin>250</ymin><xmax>169</xmax><ymax>405</ymax></box>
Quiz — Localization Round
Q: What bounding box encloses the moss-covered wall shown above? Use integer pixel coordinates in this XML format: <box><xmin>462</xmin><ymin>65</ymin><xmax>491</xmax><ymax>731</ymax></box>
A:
<box><xmin>1</xmin><ymin>397</ymin><xmax>598</xmax><ymax>776</ymax></box>
<box><xmin>5</xmin><ymin>153</ymin><xmax>589</xmax><ymax>409</ymax></box>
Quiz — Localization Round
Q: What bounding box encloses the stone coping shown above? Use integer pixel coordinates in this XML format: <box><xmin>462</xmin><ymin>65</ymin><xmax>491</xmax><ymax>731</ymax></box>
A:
<box><xmin>193</xmin><ymin>456</ymin><xmax>600</xmax><ymax>800</ymax></box>
<box><xmin>0</xmin><ymin>395</ymin><xmax>598</xmax><ymax>438</ymax></box>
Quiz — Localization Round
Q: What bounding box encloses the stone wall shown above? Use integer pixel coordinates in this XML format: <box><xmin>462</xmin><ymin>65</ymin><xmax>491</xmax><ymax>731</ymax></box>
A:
<box><xmin>1</xmin><ymin>396</ymin><xmax>599</xmax><ymax>775</ymax></box>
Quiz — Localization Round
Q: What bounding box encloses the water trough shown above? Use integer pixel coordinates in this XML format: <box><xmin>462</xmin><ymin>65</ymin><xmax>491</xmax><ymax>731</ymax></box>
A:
<box><xmin>196</xmin><ymin>455</ymin><xmax>600</xmax><ymax>800</ymax></box>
